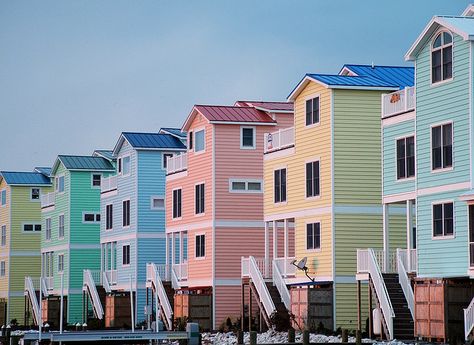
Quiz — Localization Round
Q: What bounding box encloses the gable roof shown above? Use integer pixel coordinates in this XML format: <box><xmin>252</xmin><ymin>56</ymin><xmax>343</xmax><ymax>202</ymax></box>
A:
<box><xmin>406</xmin><ymin>16</ymin><xmax>474</xmax><ymax>60</ymax></box>
<box><xmin>159</xmin><ymin>127</ymin><xmax>187</xmax><ymax>140</ymax></box>
<box><xmin>339</xmin><ymin>64</ymin><xmax>414</xmax><ymax>89</ymax></box>
<box><xmin>113</xmin><ymin>132</ymin><xmax>187</xmax><ymax>155</ymax></box>
<box><xmin>53</xmin><ymin>155</ymin><xmax>115</xmax><ymax>173</ymax></box>
<box><xmin>0</xmin><ymin>171</ymin><xmax>51</xmax><ymax>186</ymax></box>
<box><xmin>182</xmin><ymin>105</ymin><xmax>276</xmax><ymax>131</ymax></box>
<box><xmin>34</xmin><ymin>167</ymin><xmax>52</xmax><ymax>177</ymax></box>
<box><xmin>462</xmin><ymin>4</ymin><xmax>474</xmax><ymax>17</ymax></box>
<box><xmin>93</xmin><ymin>150</ymin><xmax>115</xmax><ymax>161</ymax></box>
<box><xmin>234</xmin><ymin>101</ymin><xmax>294</xmax><ymax>113</ymax></box>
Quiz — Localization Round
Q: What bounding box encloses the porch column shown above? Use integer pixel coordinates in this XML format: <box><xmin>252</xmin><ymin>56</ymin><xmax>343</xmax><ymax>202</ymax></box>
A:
<box><xmin>406</xmin><ymin>199</ymin><xmax>413</xmax><ymax>272</ymax></box>
<box><xmin>272</xmin><ymin>220</ymin><xmax>277</xmax><ymax>260</ymax></box>
<box><xmin>171</xmin><ymin>232</ymin><xmax>176</xmax><ymax>267</ymax></box>
<box><xmin>105</xmin><ymin>243</ymin><xmax>109</xmax><ymax>272</ymax></box>
<box><xmin>264</xmin><ymin>222</ymin><xmax>269</xmax><ymax>278</ymax></box>
<box><xmin>100</xmin><ymin>244</ymin><xmax>104</xmax><ymax>272</ymax></box>
<box><xmin>165</xmin><ymin>233</ymin><xmax>170</xmax><ymax>281</ymax></box>
<box><xmin>382</xmin><ymin>203</ymin><xmax>389</xmax><ymax>273</ymax></box>
<box><xmin>179</xmin><ymin>231</ymin><xmax>184</xmax><ymax>265</ymax></box>
<box><xmin>284</xmin><ymin>219</ymin><xmax>289</xmax><ymax>277</ymax></box>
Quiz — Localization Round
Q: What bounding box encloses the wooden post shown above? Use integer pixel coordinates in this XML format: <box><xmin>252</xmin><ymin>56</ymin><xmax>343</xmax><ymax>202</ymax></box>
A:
<box><xmin>241</xmin><ymin>283</ymin><xmax>245</xmax><ymax>332</ymax></box>
<box><xmin>383</xmin><ymin>204</ymin><xmax>389</xmax><ymax>272</ymax></box>
<box><xmin>248</xmin><ymin>284</ymin><xmax>252</xmax><ymax>332</ymax></box>
<box><xmin>368</xmin><ymin>283</ymin><xmax>373</xmax><ymax>339</ymax></box>
<box><xmin>250</xmin><ymin>331</ymin><xmax>257</xmax><ymax>345</ymax></box>
<box><xmin>303</xmin><ymin>330</ymin><xmax>310</xmax><ymax>345</ymax></box>
<box><xmin>357</xmin><ymin>280</ymin><xmax>361</xmax><ymax>332</ymax></box>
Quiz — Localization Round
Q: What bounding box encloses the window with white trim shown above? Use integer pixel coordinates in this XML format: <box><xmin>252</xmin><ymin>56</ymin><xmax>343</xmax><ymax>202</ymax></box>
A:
<box><xmin>122</xmin><ymin>200</ymin><xmax>130</xmax><ymax>227</ymax></box>
<box><xmin>433</xmin><ymin>202</ymin><xmax>454</xmax><ymax>237</ymax></box>
<box><xmin>173</xmin><ymin>189</ymin><xmax>182</xmax><ymax>218</ymax></box>
<box><xmin>83</xmin><ymin>212</ymin><xmax>100</xmax><ymax>223</ymax></box>
<box><xmin>58</xmin><ymin>254</ymin><xmax>64</xmax><ymax>272</ymax></box>
<box><xmin>0</xmin><ymin>261</ymin><xmax>5</xmax><ymax>277</ymax></box>
<box><xmin>432</xmin><ymin>31</ymin><xmax>453</xmax><ymax>83</ymax></box>
<box><xmin>274</xmin><ymin>168</ymin><xmax>287</xmax><ymax>203</ymax></box>
<box><xmin>92</xmin><ymin>174</ymin><xmax>101</xmax><ymax>187</ymax></box>
<box><xmin>432</xmin><ymin>123</ymin><xmax>452</xmax><ymax>170</ymax></box>
<box><xmin>106</xmin><ymin>204</ymin><xmax>113</xmax><ymax>230</ymax></box>
<box><xmin>306</xmin><ymin>96</ymin><xmax>320</xmax><ymax>126</ymax></box>
<box><xmin>122</xmin><ymin>156</ymin><xmax>131</xmax><ymax>175</ymax></box>
<box><xmin>189</xmin><ymin>131</ymin><xmax>193</xmax><ymax>150</ymax></box>
<box><xmin>195</xmin><ymin>234</ymin><xmax>205</xmax><ymax>258</ymax></box>
<box><xmin>306</xmin><ymin>222</ymin><xmax>321</xmax><ymax>250</ymax></box>
<box><xmin>306</xmin><ymin>161</ymin><xmax>320</xmax><ymax>197</ymax></box>
<box><xmin>122</xmin><ymin>245</ymin><xmax>130</xmax><ymax>265</ymax></box>
<box><xmin>1</xmin><ymin>190</ymin><xmax>6</xmax><ymax>206</ymax></box>
<box><xmin>23</xmin><ymin>224</ymin><xmax>41</xmax><ymax>232</ymax></box>
<box><xmin>162</xmin><ymin>153</ymin><xmax>173</xmax><ymax>169</ymax></box>
<box><xmin>194</xmin><ymin>129</ymin><xmax>205</xmax><ymax>152</ymax></box>
<box><xmin>1</xmin><ymin>225</ymin><xmax>5</xmax><ymax>246</ymax></box>
<box><xmin>45</xmin><ymin>218</ymin><xmax>51</xmax><ymax>240</ymax></box>
<box><xmin>31</xmin><ymin>188</ymin><xmax>40</xmax><ymax>201</ymax></box>
<box><xmin>229</xmin><ymin>180</ymin><xmax>263</xmax><ymax>193</ymax></box>
<box><xmin>55</xmin><ymin>176</ymin><xmax>65</xmax><ymax>193</ymax></box>
<box><xmin>195</xmin><ymin>183</ymin><xmax>205</xmax><ymax>214</ymax></box>
<box><xmin>59</xmin><ymin>214</ymin><xmax>65</xmax><ymax>238</ymax></box>
<box><xmin>241</xmin><ymin>127</ymin><xmax>255</xmax><ymax>149</ymax></box>
<box><xmin>397</xmin><ymin>136</ymin><xmax>415</xmax><ymax>179</ymax></box>
<box><xmin>151</xmin><ymin>197</ymin><xmax>165</xmax><ymax>210</ymax></box>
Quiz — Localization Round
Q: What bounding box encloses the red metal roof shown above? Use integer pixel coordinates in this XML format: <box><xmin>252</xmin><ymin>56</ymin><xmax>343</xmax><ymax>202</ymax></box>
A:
<box><xmin>194</xmin><ymin>105</ymin><xmax>276</xmax><ymax>123</ymax></box>
<box><xmin>235</xmin><ymin>100</ymin><xmax>294</xmax><ymax>112</ymax></box>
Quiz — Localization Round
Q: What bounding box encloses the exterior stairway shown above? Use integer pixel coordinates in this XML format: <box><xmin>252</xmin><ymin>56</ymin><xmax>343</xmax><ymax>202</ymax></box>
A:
<box><xmin>162</xmin><ymin>281</ymin><xmax>175</xmax><ymax>313</ymax></box>
<box><xmin>382</xmin><ymin>273</ymin><xmax>414</xmax><ymax>340</ymax></box>
<box><xmin>265</xmin><ymin>282</ymin><xmax>291</xmax><ymax>330</ymax></box>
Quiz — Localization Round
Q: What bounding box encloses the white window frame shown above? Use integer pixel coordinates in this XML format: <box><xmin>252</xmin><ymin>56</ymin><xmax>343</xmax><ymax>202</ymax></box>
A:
<box><xmin>118</xmin><ymin>155</ymin><xmax>131</xmax><ymax>177</ymax></box>
<box><xmin>305</xmin><ymin>94</ymin><xmax>321</xmax><ymax>128</ymax></box>
<box><xmin>150</xmin><ymin>196</ymin><xmax>165</xmax><ymax>210</ymax></box>
<box><xmin>122</xmin><ymin>244</ymin><xmax>131</xmax><ymax>267</ymax></box>
<box><xmin>430</xmin><ymin>121</ymin><xmax>454</xmax><ymax>173</ymax></box>
<box><xmin>430</xmin><ymin>30</ymin><xmax>454</xmax><ymax>86</ymax></box>
<box><xmin>305</xmin><ymin>220</ymin><xmax>322</xmax><ymax>252</ymax></box>
<box><xmin>194</xmin><ymin>182</ymin><xmax>205</xmax><ymax>216</ymax></box>
<box><xmin>240</xmin><ymin>126</ymin><xmax>256</xmax><ymax>149</ymax></box>
<box><xmin>105</xmin><ymin>204</ymin><xmax>113</xmax><ymax>231</ymax></box>
<box><xmin>305</xmin><ymin>158</ymin><xmax>321</xmax><ymax>200</ymax></box>
<box><xmin>1</xmin><ymin>225</ymin><xmax>6</xmax><ymax>247</ymax></box>
<box><xmin>162</xmin><ymin>153</ymin><xmax>174</xmax><ymax>170</ymax></box>
<box><xmin>0</xmin><ymin>261</ymin><xmax>5</xmax><ymax>277</ymax></box>
<box><xmin>22</xmin><ymin>222</ymin><xmax>42</xmax><ymax>233</ymax></box>
<box><xmin>91</xmin><ymin>173</ymin><xmax>102</xmax><ymax>188</ymax></box>
<box><xmin>0</xmin><ymin>189</ymin><xmax>6</xmax><ymax>207</ymax></box>
<box><xmin>228</xmin><ymin>179</ymin><xmax>263</xmax><ymax>193</ymax></box>
<box><xmin>30</xmin><ymin>187</ymin><xmax>41</xmax><ymax>202</ymax></box>
<box><xmin>58</xmin><ymin>213</ymin><xmax>65</xmax><ymax>239</ymax></box>
<box><xmin>193</xmin><ymin>127</ymin><xmax>206</xmax><ymax>154</ymax></box>
<box><xmin>55</xmin><ymin>175</ymin><xmax>65</xmax><ymax>194</ymax></box>
<box><xmin>58</xmin><ymin>254</ymin><xmax>64</xmax><ymax>273</ymax></box>
<box><xmin>122</xmin><ymin>199</ymin><xmax>131</xmax><ymax>228</ymax></box>
<box><xmin>82</xmin><ymin>211</ymin><xmax>101</xmax><ymax>224</ymax></box>
<box><xmin>273</xmin><ymin>167</ymin><xmax>287</xmax><ymax>205</ymax></box>
<box><xmin>195</xmin><ymin>233</ymin><xmax>206</xmax><ymax>259</ymax></box>
<box><xmin>431</xmin><ymin>200</ymin><xmax>455</xmax><ymax>240</ymax></box>
<box><xmin>172</xmin><ymin>188</ymin><xmax>182</xmax><ymax>220</ymax></box>
<box><xmin>45</xmin><ymin>218</ymin><xmax>52</xmax><ymax>241</ymax></box>
<box><xmin>395</xmin><ymin>135</ymin><xmax>416</xmax><ymax>181</ymax></box>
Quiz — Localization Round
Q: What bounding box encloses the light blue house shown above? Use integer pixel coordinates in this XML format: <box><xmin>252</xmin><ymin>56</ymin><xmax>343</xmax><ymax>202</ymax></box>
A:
<box><xmin>357</xmin><ymin>6</ymin><xmax>474</xmax><ymax>342</ymax></box>
<box><xmin>83</xmin><ymin>130</ymin><xmax>186</xmax><ymax>327</ymax></box>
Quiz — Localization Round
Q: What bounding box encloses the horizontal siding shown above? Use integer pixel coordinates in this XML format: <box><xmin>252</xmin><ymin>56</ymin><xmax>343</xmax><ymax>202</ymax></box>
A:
<box><xmin>0</xmin><ymin>181</ymin><xmax>10</xmax><ymax>296</ymax></box>
<box><xmin>273</xmin><ymin>113</ymin><xmax>294</xmax><ymax>130</ymax></box>
<box><xmin>187</xmin><ymin>227</ymin><xmax>212</xmax><ymax>283</ymax></box>
<box><xmin>70</xmin><ymin>249</ymin><xmax>100</xmax><ymax>289</ymax></box>
<box><xmin>215</xmin><ymin>285</ymin><xmax>242</xmax><ymax>328</ymax></box>
<box><xmin>335</xmin><ymin>282</ymin><xmax>368</xmax><ymax>331</ymax></box>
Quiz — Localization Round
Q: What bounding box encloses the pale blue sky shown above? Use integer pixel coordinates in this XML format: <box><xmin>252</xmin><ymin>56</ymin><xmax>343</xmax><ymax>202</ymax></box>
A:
<box><xmin>0</xmin><ymin>0</ymin><xmax>468</xmax><ymax>170</ymax></box>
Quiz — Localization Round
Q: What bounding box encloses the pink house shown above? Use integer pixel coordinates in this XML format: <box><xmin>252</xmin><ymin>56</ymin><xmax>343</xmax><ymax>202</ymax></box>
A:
<box><xmin>164</xmin><ymin>101</ymin><xmax>293</xmax><ymax>330</ymax></box>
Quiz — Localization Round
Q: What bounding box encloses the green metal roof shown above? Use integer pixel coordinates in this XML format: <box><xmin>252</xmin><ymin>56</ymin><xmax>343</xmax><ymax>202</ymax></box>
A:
<box><xmin>57</xmin><ymin>155</ymin><xmax>115</xmax><ymax>171</ymax></box>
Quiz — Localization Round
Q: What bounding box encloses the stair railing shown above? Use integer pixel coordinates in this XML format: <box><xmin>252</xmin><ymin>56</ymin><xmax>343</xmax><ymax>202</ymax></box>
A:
<box><xmin>368</xmin><ymin>248</ymin><xmax>395</xmax><ymax>339</ymax></box>
<box><xmin>249</xmin><ymin>256</ymin><xmax>276</xmax><ymax>319</ymax></box>
<box><xmin>102</xmin><ymin>271</ymin><xmax>111</xmax><ymax>293</ymax></box>
<box><xmin>82</xmin><ymin>269</ymin><xmax>104</xmax><ymax>319</ymax></box>
<box><xmin>147</xmin><ymin>263</ymin><xmax>173</xmax><ymax>330</ymax></box>
<box><xmin>465</xmin><ymin>296</ymin><xmax>474</xmax><ymax>340</ymax></box>
<box><xmin>24</xmin><ymin>277</ymin><xmax>41</xmax><ymax>325</ymax></box>
<box><xmin>272</xmin><ymin>260</ymin><xmax>291</xmax><ymax>310</ymax></box>
<box><xmin>396</xmin><ymin>249</ymin><xmax>414</xmax><ymax>319</ymax></box>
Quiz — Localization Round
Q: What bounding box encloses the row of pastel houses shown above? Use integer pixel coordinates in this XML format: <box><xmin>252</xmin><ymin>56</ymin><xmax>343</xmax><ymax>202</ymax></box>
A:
<box><xmin>1</xmin><ymin>4</ymin><xmax>474</xmax><ymax>342</ymax></box>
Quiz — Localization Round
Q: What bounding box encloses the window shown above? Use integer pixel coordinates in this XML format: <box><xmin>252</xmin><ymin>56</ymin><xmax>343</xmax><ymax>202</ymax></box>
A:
<box><xmin>92</xmin><ymin>174</ymin><xmax>101</xmax><ymax>187</ymax></box>
<box><xmin>229</xmin><ymin>180</ymin><xmax>263</xmax><ymax>193</ymax></box>
<box><xmin>241</xmin><ymin>127</ymin><xmax>255</xmax><ymax>149</ymax></box>
<box><xmin>122</xmin><ymin>200</ymin><xmax>130</xmax><ymax>227</ymax></box>
<box><xmin>46</xmin><ymin>218</ymin><xmax>51</xmax><ymax>240</ymax></box>
<box><xmin>306</xmin><ymin>96</ymin><xmax>320</xmax><ymax>126</ymax></box>
<box><xmin>195</xmin><ymin>183</ymin><xmax>205</xmax><ymax>214</ymax></box>
<box><xmin>432</xmin><ymin>31</ymin><xmax>453</xmax><ymax>83</ymax></box>
<box><xmin>433</xmin><ymin>202</ymin><xmax>454</xmax><ymax>237</ymax></box>
<box><xmin>31</xmin><ymin>188</ymin><xmax>40</xmax><ymax>200</ymax></box>
<box><xmin>189</xmin><ymin>131</ymin><xmax>193</xmax><ymax>150</ymax></box>
<box><xmin>0</xmin><ymin>261</ymin><xmax>5</xmax><ymax>277</ymax></box>
<box><xmin>23</xmin><ymin>224</ymin><xmax>41</xmax><ymax>232</ymax></box>
<box><xmin>195</xmin><ymin>235</ymin><xmax>205</xmax><ymax>258</ymax></box>
<box><xmin>306</xmin><ymin>161</ymin><xmax>320</xmax><ymax>197</ymax></box>
<box><xmin>55</xmin><ymin>176</ymin><xmax>65</xmax><ymax>193</ymax></box>
<box><xmin>163</xmin><ymin>153</ymin><xmax>173</xmax><ymax>169</ymax></box>
<box><xmin>118</xmin><ymin>158</ymin><xmax>122</xmax><ymax>174</ymax></box>
<box><xmin>151</xmin><ymin>196</ymin><xmax>165</xmax><ymax>210</ymax></box>
<box><xmin>122</xmin><ymin>245</ymin><xmax>130</xmax><ymax>265</ymax></box>
<box><xmin>194</xmin><ymin>129</ymin><xmax>205</xmax><ymax>152</ymax></box>
<box><xmin>106</xmin><ymin>204</ymin><xmax>113</xmax><ymax>230</ymax></box>
<box><xmin>59</xmin><ymin>214</ymin><xmax>65</xmax><ymax>238</ymax></box>
<box><xmin>1</xmin><ymin>226</ymin><xmax>5</xmax><ymax>246</ymax></box>
<box><xmin>122</xmin><ymin>156</ymin><xmax>131</xmax><ymax>175</ymax></box>
<box><xmin>173</xmin><ymin>189</ymin><xmax>182</xmax><ymax>218</ymax></box>
<box><xmin>58</xmin><ymin>254</ymin><xmax>64</xmax><ymax>272</ymax></box>
<box><xmin>432</xmin><ymin>123</ymin><xmax>452</xmax><ymax>170</ymax></box>
<box><xmin>274</xmin><ymin>168</ymin><xmax>287</xmax><ymax>203</ymax></box>
<box><xmin>83</xmin><ymin>212</ymin><xmax>100</xmax><ymax>223</ymax></box>
<box><xmin>1</xmin><ymin>190</ymin><xmax>6</xmax><ymax>206</ymax></box>
<box><xmin>306</xmin><ymin>222</ymin><xmax>321</xmax><ymax>250</ymax></box>
<box><xmin>397</xmin><ymin>136</ymin><xmax>415</xmax><ymax>179</ymax></box>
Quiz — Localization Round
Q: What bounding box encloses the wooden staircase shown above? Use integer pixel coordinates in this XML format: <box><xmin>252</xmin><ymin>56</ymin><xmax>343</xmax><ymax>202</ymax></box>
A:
<box><xmin>382</xmin><ymin>273</ymin><xmax>414</xmax><ymax>340</ymax></box>
<box><xmin>249</xmin><ymin>281</ymin><xmax>290</xmax><ymax>330</ymax></box>
<box><xmin>162</xmin><ymin>281</ymin><xmax>175</xmax><ymax>313</ymax></box>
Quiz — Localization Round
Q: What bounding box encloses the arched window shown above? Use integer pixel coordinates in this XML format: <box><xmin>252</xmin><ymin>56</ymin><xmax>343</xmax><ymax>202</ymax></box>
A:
<box><xmin>432</xmin><ymin>31</ymin><xmax>453</xmax><ymax>83</ymax></box>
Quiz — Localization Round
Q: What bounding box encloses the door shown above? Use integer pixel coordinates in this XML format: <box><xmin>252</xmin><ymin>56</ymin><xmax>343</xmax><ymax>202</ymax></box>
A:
<box><xmin>469</xmin><ymin>205</ymin><xmax>474</xmax><ymax>267</ymax></box>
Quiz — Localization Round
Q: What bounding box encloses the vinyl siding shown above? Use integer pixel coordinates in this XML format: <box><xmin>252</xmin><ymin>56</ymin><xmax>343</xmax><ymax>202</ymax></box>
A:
<box><xmin>214</xmin><ymin>285</ymin><xmax>242</xmax><ymax>328</ymax></box>
<box><xmin>335</xmin><ymin>282</ymin><xmax>369</xmax><ymax>331</ymax></box>
<box><xmin>0</xmin><ymin>181</ymin><xmax>10</xmax><ymax>297</ymax></box>
<box><xmin>186</xmin><ymin>227</ymin><xmax>212</xmax><ymax>284</ymax></box>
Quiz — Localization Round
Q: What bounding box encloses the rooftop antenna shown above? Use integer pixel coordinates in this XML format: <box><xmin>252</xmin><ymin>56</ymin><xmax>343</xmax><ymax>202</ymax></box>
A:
<box><xmin>291</xmin><ymin>257</ymin><xmax>315</xmax><ymax>282</ymax></box>
<box><xmin>371</xmin><ymin>61</ymin><xmax>375</xmax><ymax>69</ymax></box>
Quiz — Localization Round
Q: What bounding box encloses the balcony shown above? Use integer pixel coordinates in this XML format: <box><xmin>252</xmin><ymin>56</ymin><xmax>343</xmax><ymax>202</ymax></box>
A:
<box><xmin>382</xmin><ymin>86</ymin><xmax>415</xmax><ymax>118</ymax></box>
<box><xmin>264</xmin><ymin>127</ymin><xmax>295</xmax><ymax>154</ymax></box>
<box><xmin>105</xmin><ymin>270</ymin><xmax>117</xmax><ymax>286</ymax></box>
<box><xmin>101</xmin><ymin>175</ymin><xmax>117</xmax><ymax>193</ymax></box>
<box><xmin>167</xmin><ymin>153</ymin><xmax>188</xmax><ymax>175</ymax></box>
<box><xmin>172</xmin><ymin>262</ymin><xmax>188</xmax><ymax>281</ymax></box>
<box><xmin>357</xmin><ymin>248</ymin><xmax>416</xmax><ymax>274</ymax></box>
<box><xmin>40</xmin><ymin>192</ymin><xmax>55</xmax><ymax>208</ymax></box>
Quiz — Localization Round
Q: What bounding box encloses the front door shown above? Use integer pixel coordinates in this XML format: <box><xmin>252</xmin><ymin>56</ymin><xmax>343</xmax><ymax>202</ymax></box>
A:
<box><xmin>469</xmin><ymin>205</ymin><xmax>474</xmax><ymax>268</ymax></box>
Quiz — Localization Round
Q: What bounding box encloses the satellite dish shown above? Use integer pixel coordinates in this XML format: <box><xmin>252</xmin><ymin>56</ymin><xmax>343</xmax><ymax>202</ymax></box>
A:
<box><xmin>296</xmin><ymin>257</ymin><xmax>307</xmax><ymax>270</ymax></box>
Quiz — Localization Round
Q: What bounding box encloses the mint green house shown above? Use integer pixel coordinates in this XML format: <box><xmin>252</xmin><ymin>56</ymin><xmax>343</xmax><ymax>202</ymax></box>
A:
<box><xmin>26</xmin><ymin>154</ymin><xmax>114</xmax><ymax>326</ymax></box>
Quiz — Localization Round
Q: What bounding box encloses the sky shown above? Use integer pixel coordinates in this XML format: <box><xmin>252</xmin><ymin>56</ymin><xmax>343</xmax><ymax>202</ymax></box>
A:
<box><xmin>0</xmin><ymin>0</ymin><xmax>469</xmax><ymax>170</ymax></box>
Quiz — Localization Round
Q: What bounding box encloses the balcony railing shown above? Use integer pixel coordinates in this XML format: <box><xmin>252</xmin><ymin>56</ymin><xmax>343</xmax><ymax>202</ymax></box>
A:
<box><xmin>172</xmin><ymin>262</ymin><xmax>188</xmax><ymax>281</ymax></box>
<box><xmin>105</xmin><ymin>270</ymin><xmax>117</xmax><ymax>286</ymax></box>
<box><xmin>101</xmin><ymin>175</ymin><xmax>117</xmax><ymax>193</ymax></box>
<box><xmin>167</xmin><ymin>153</ymin><xmax>188</xmax><ymax>175</ymax></box>
<box><xmin>40</xmin><ymin>192</ymin><xmax>56</xmax><ymax>208</ymax></box>
<box><xmin>264</xmin><ymin>127</ymin><xmax>295</xmax><ymax>153</ymax></box>
<box><xmin>242</xmin><ymin>257</ymin><xmax>272</xmax><ymax>279</ymax></box>
<box><xmin>45</xmin><ymin>276</ymin><xmax>54</xmax><ymax>291</ymax></box>
<box><xmin>382</xmin><ymin>86</ymin><xmax>415</xmax><ymax>118</ymax></box>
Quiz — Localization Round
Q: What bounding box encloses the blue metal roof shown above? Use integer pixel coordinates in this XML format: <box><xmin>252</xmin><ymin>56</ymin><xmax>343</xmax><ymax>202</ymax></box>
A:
<box><xmin>0</xmin><ymin>171</ymin><xmax>51</xmax><ymax>185</ymax></box>
<box><xmin>122</xmin><ymin>132</ymin><xmax>187</xmax><ymax>150</ymax></box>
<box><xmin>306</xmin><ymin>74</ymin><xmax>399</xmax><ymax>88</ymax></box>
<box><xmin>57</xmin><ymin>155</ymin><xmax>115</xmax><ymax>171</ymax></box>
<box><xmin>159</xmin><ymin>128</ymin><xmax>187</xmax><ymax>139</ymax></box>
<box><xmin>34</xmin><ymin>167</ymin><xmax>52</xmax><ymax>177</ymax></box>
<box><xmin>93</xmin><ymin>150</ymin><xmax>115</xmax><ymax>161</ymax></box>
<box><xmin>340</xmin><ymin>64</ymin><xmax>414</xmax><ymax>89</ymax></box>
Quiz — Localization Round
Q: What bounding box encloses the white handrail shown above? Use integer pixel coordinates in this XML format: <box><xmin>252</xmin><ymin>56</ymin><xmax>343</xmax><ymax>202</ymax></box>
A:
<box><xmin>272</xmin><ymin>260</ymin><xmax>290</xmax><ymax>310</ymax></box>
<box><xmin>40</xmin><ymin>192</ymin><xmax>55</xmax><ymax>208</ymax></box>
<box><xmin>166</xmin><ymin>153</ymin><xmax>188</xmax><ymax>174</ymax></box>
<box><xmin>396</xmin><ymin>249</ymin><xmax>414</xmax><ymax>319</ymax></box>
<box><xmin>264</xmin><ymin>127</ymin><xmax>295</xmax><ymax>153</ymax></box>
<box><xmin>102</xmin><ymin>271</ymin><xmax>111</xmax><ymax>293</ymax></box>
<box><xmin>249</xmin><ymin>256</ymin><xmax>276</xmax><ymax>318</ymax></box>
<box><xmin>382</xmin><ymin>86</ymin><xmax>415</xmax><ymax>118</ymax></box>
<box><xmin>147</xmin><ymin>263</ymin><xmax>173</xmax><ymax>330</ymax></box>
<box><xmin>368</xmin><ymin>248</ymin><xmax>394</xmax><ymax>339</ymax></box>
<box><xmin>24</xmin><ymin>277</ymin><xmax>41</xmax><ymax>325</ymax></box>
<box><xmin>83</xmin><ymin>269</ymin><xmax>104</xmax><ymax>319</ymax></box>
<box><xmin>105</xmin><ymin>270</ymin><xmax>117</xmax><ymax>286</ymax></box>
<box><xmin>101</xmin><ymin>175</ymin><xmax>117</xmax><ymax>193</ymax></box>
<box><xmin>465</xmin><ymin>296</ymin><xmax>474</xmax><ymax>340</ymax></box>
<box><xmin>171</xmin><ymin>267</ymin><xmax>180</xmax><ymax>290</ymax></box>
